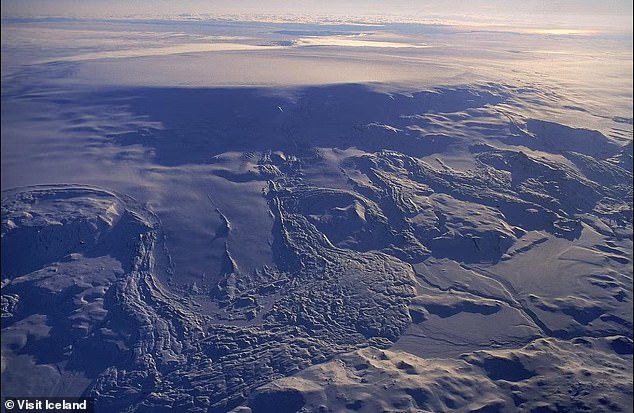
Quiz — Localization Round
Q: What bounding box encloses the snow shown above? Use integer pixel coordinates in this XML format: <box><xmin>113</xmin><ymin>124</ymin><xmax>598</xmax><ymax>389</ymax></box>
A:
<box><xmin>1</xmin><ymin>16</ymin><xmax>632</xmax><ymax>413</ymax></box>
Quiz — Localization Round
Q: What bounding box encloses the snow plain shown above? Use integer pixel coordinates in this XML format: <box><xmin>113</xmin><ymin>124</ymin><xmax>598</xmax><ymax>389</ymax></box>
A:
<box><xmin>1</xmin><ymin>17</ymin><xmax>632</xmax><ymax>413</ymax></box>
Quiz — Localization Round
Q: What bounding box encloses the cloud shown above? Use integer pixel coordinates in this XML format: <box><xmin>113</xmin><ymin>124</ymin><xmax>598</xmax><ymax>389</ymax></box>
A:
<box><xmin>2</xmin><ymin>0</ymin><xmax>632</xmax><ymax>33</ymax></box>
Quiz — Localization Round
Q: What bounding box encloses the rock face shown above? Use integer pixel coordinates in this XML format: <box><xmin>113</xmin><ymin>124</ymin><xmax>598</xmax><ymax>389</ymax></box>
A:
<box><xmin>2</xmin><ymin>84</ymin><xmax>632</xmax><ymax>413</ymax></box>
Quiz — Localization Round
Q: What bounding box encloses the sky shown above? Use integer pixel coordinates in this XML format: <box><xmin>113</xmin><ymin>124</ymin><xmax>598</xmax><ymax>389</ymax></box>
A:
<box><xmin>2</xmin><ymin>0</ymin><xmax>633</xmax><ymax>32</ymax></box>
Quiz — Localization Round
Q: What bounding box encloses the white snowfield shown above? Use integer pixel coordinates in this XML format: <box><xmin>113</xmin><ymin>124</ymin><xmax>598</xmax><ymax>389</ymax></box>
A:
<box><xmin>1</xmin><ymin>17</ymin><xmax>632</xmax><ymax>413</ymax></box>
